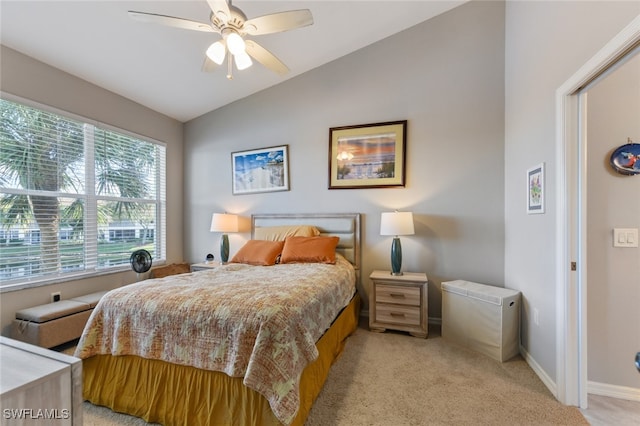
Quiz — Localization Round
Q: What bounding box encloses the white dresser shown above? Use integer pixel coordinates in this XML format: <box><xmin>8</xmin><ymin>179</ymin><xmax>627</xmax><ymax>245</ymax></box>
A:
<box><xmin>0</xmin><ymin>337</ymin><xmax>82</xmax><ymax>425</ymax></box>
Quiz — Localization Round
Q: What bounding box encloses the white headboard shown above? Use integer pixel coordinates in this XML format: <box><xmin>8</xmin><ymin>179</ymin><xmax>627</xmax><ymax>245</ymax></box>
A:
<box><xmin>251</xmin><ymin>213</ymin><xmax>361</xmax><ymax>281</ymax></box>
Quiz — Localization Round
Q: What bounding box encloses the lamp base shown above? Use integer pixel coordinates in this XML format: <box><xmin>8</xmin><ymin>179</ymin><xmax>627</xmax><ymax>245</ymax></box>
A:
<box><xmin>390</xmin><ymin>271</ymin><xmax>404</xmax><ymax>276</ymax></box>
<box><xmin>390</xmin><ymin>237</ymin><xmax>403</xmax><ymax>276</ymax></box>
<box><xmin>220</xmin><ymin>234</ymin><xmax>229</xmax><ymax>264</ymax></box>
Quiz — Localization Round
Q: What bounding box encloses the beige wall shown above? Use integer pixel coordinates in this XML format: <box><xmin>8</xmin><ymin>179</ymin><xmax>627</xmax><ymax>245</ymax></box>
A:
<box><xmin>586</xmin><ymin>53</ymin><xmax>640</xmax><ymax>389</ymax></box>
<box><xmin>504</xmin><ymin>1</ymin><xmax>640</xmax><ymax>386</ymax></box>
<box><xmin>184</xmin><ymin>1</ymin><xmax>506</xmax><ymax>318</ymax></box>
<box><xmin>0</xmin><ymin>46</ymin><xmax>184</xmax><ymax>335</ymax></box>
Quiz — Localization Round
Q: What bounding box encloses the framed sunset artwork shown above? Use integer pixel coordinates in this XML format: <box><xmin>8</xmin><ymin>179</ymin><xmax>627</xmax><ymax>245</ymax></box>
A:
<box><xmin>328</xmin><ymin>120</ymin><xmax>407</xmax><ymax>189</ymax></box>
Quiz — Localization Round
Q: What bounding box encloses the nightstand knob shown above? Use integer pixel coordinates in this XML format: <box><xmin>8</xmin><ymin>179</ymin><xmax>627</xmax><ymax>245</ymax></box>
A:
<box><xmin>390</xmin><ymin>293</ymin><xmax>405</xmax><ymax>299</ymax></box>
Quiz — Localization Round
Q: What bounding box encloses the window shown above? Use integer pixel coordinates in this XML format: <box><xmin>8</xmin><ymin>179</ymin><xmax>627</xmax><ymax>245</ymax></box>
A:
<box><xmin>0</xmin><ymin>97</ymin><xmax>166</xmax><ymax>289</ymax></box>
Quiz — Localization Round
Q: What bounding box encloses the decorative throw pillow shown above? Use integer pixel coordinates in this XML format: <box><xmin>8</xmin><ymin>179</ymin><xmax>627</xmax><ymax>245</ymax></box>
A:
<box><xmin>230</xmin><ymin>240</ymin><xmax>285</xmax><ymax>266</ymax></box>
<box><xmin>280</xmin><ymin>236</ymin><xmax>340</xmax><ymax>264</ymax></box>
<box><xmin>253</xmin><ymin>225</ymin><xmax>320</xmax><ymax>241</ymax></box>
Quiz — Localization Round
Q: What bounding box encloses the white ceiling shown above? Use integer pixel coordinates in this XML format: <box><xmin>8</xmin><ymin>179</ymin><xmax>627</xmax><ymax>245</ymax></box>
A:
<box><xmin>1</xmin><ymin>1</ymin><xmax>466</xmax><ymax>122</ymax></box>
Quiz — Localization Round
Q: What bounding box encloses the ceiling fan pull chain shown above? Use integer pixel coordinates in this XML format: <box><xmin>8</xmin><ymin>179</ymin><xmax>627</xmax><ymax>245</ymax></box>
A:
<box><xmin>227</xmin><ymin>56</ymin><xmax>233</xmax><ymax>80</ymax></box>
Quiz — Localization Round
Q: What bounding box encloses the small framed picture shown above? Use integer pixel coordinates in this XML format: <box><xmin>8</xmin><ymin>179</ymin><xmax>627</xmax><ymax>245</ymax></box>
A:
<box><xmin>527</xmin><ymin>163</ymin><xmax>545</xmax><ymax>214</ymax></box>
<box><xmin>231</xmin><ymin>145</ymin><xmax>289</xmax><ymax>195</ymax></box>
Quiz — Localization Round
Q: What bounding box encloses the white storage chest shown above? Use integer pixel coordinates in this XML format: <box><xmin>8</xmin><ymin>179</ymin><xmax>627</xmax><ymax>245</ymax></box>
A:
<box><xmin>442</xmin><ymin>280</ymin><xmax>521</xmax><ymax>362</ymax></box>
<box><xmin>0</xmin><ymin>336</ymin><xmax>83</xmax><ymax>425</ymax></box>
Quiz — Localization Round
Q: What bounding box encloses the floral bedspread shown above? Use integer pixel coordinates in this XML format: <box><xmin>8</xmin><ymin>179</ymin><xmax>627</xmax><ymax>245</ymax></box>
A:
<box><xmin>75</xmin><ymin>255</ymin><xmax>356</xmax><ymax>425</ymax></box>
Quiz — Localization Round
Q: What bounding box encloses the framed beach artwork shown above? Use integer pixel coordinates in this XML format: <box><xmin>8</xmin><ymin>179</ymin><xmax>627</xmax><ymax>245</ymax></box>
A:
<box><xmin>328</xmin><ymin>120</ymin><xmax>407</xmax><ymax>189</ymax></box>
<box><xmin>231</xmin><ymin>145</ymin><xmax>289</xmax><ymax>195</ymax></box>
<box><xmin>526</xmin><ymin>163</ymin><xmax>545</xmax><ymax>214</ymax></box>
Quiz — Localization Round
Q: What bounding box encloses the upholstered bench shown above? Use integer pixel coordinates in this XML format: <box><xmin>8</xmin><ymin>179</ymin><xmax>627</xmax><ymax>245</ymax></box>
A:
<box><xmin>11</xmin><ymin>291</ymin><xmax>108</xmax><ymax>348</ymax></box>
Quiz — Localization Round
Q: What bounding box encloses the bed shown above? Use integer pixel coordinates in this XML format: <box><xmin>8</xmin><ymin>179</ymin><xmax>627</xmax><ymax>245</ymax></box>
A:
<box><xmin>75</xmin><ymin>213</ymin><xmax>361</xmax><ymax>426</ymax></box>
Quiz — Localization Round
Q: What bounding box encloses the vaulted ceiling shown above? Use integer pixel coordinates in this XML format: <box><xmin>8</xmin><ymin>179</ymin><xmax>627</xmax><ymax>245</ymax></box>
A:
<box><xmin>1</xmin><ymin>1</ymin><xmax>466</xmax><ymax>122</ymax></box>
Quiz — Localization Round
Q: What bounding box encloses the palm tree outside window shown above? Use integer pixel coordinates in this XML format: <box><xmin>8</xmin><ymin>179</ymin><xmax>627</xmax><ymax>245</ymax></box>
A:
<box><xmin>0</xmin><ymin>97</ymin><xmax>166</xmax><ymax>288</ymax></box>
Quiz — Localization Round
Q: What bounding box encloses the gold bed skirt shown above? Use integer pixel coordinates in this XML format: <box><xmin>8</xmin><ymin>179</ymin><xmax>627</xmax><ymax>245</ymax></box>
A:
<box><xmin>83</xmin><ymin>293</ymin><xmax>360</xmax><ymax>426</ymax></box>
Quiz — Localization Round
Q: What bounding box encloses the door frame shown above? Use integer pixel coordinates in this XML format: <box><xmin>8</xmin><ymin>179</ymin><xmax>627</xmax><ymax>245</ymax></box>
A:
<box><xmin>555</xmin><ymin>15</ymin><xmax>640</xmax><ymax>407</ymax></box>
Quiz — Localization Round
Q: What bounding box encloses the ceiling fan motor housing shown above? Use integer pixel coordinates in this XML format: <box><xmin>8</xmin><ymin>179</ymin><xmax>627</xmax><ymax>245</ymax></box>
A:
<box><xmin>210</xmin><ymin>5</ymin><xmax>248</xmax><ymax>34</ymax></box>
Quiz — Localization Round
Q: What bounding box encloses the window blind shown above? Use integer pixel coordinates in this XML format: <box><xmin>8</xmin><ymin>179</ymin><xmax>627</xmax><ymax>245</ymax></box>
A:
<box><xmin>0</xmin><ymin>97</ymin><xmax>166</xmax><ymax>288</ymax></box>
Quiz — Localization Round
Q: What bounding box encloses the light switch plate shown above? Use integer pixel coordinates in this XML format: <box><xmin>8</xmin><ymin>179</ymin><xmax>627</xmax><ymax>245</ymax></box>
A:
<box><xmin>613</xmin><ymin>228</ymin><xmax>639</xmax><ymax>248</ymax></box>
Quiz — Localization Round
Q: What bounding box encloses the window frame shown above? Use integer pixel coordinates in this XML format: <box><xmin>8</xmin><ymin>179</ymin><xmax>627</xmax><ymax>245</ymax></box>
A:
<box><xmin>0</xmin><ymin>93</ymin><xmax>167</xmax><ymax>292</ymax></box>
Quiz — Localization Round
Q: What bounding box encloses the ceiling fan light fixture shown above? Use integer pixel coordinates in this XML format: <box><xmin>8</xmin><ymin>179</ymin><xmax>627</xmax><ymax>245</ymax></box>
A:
<box><xmin>206</xmin><ymin>41</ymin><xmax>226</xmax><ymax>65</ymax></box>
<box><xmin>225</xmin><ymin>32</ymin><xmax>246</xmax><ymax>56</ymax></box>
<box><xmin>234</xmin><ymin>52</ymin><xmax>253</xmax><ymax>70</ymax></box>
<box><xmin>129</xmin><ymin>1</ymin><xmax>314</xmax><ymax>79</ymax></box>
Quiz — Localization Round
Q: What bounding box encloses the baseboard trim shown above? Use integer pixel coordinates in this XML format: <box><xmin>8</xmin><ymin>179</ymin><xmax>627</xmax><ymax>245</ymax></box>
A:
<box><xmin>588</xmin><ymin>381</ymin><xmax>640</xmax><ymax>402</ymax></box>
<box><xmin>520</xmin><ymin>344</ymin><xmax>557</xmax><ymax>397</ymax></box>
<box><xmin>518</xmin><ymin>345</ymin><xmax>640</xmax><ymax>403</ymax></box>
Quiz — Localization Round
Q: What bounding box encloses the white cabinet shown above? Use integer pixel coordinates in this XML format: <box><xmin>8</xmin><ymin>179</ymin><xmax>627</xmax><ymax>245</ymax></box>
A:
<box><xmin>442</xmin><ymin>280</ymin><xmax>521</xmax><ymax>362</ymax></box>
<box><xmin>0</xmin><ymin>337</ymin><xmax>82</xmax><ymax>425</ymax></box>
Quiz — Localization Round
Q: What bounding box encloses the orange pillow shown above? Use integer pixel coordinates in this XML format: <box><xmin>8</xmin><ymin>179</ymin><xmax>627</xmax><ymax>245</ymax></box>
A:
<box><xmin>280</xmin><ymin>236</ymin><xmax>340</xmax><ymax>264</ymax></box>
<box><xmin>230</xmin><ymin>240</ymin><xmax>285</xmax><ymax>266</ymax></box>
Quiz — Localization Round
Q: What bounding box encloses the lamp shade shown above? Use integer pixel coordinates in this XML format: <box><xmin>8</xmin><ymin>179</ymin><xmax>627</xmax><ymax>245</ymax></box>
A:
<box><xmin>206</xmin><ymin>41</ymin><xmax>226</xmax><ymax>65</ymax></box>
<box><xmin>210</xmin><ymin>213</ymin><xmax>239</xmax><ymax>233</ymax></box>
<box><xmin>234</xmin><ymin>52</ymin><xmax>253</xmax><ymax>70</ymax></box>
<box><xmin>380</xmin><ymin>211</ymin><xmax>415</xmax><ymax>236</ymax></box>
<box><xmin>210</xmin><ymin>213</ymin><xmax>238</xmax><ymax>264</ymax></box>
<box><xmin>225</xmin><ymin>32</ymin><xmax>246</xmax><ymax>56</ymax></box>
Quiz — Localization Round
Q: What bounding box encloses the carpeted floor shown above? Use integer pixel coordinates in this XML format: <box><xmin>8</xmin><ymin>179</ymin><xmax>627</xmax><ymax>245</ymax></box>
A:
<box><xmin>78</xmin><ymin>321</ymin><xmax>588</xmax><ymax>425</ymax></box>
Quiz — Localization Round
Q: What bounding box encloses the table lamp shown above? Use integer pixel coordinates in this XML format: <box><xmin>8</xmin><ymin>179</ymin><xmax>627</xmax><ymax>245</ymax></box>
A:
<box><xmin>380</xmin><ymin>211</ymin><xmax>415</xmax><ymax>276</ymax></box>
<box><xmin>210</xmin><ymin>213</ymin><xmax>239</xmax><ymax>263</ymax></box>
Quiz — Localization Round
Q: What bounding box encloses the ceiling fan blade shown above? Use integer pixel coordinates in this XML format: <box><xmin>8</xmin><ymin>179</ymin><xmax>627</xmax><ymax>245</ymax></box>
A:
<box><xmin>206</xmin><ymin>0</ymin><xmax>231</xmax><ymax>21</ymax></box>
<box><xmin>243</xmin><ymin>10</ymin><xmax>313</xmax><ymax>36</ymax></box>
<box><xmin>201</xmin><ymin>56</ymin><xmax>219</xmax><ymax>73</ymax></box>
<box><xmin>244</xmin><ymin>40</ymin><xmax>289</xmax><ymax>76</ymax></box>
<box><xmin>128</xmin><ymin>11</ymin><xmax>214</xmax><ymax>33</ymax></box>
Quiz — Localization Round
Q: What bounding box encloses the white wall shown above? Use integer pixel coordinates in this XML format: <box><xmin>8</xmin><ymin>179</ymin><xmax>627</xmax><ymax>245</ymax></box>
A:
<box><xmin>586</xmin><ymin>53</ymin><xmax>640</xmax><ymax>389</ymax></box>
<box><xmin>184</xmin><ymin>1</ymin><xmax>506</xmax><ymax>317</ymax></box>
<box><xmin>504</xmin><ymin>1</ymin><xmax>640</xmax><ymax>385</ymax></box>
<box><xmin>0</xmin><ymin>46</ymin><xmax>185</xmax><ymax>335</ymax></box>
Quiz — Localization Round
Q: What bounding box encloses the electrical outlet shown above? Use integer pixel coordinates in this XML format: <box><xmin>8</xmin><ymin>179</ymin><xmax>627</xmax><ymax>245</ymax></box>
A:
<box><xmin>51</xmin><ymin>292</ymin><xmax>61</xmax><ymax>303</ymax></box>
<box><xmin>533</xmin><ymin>308</ymin><xmax>539</xmax><ymax>326</ymax></box>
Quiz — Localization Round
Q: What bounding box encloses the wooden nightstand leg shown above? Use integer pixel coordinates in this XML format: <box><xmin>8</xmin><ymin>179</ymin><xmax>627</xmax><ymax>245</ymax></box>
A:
<box><xmin>370</xmin><ymin>327</ymin><xmax>386</xmax><ymax>333</ymax></box>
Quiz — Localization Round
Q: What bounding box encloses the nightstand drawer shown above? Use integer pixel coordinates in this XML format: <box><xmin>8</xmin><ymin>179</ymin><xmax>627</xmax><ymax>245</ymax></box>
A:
<box><xmin>375</xmin><ymin>304</ymin><xmax>421</xmax><ymax>326</ymax></box>
<box><xmin>376</xmin><ymin>284</ymin><xmax>420</xmax><ymax>306</ymax></box>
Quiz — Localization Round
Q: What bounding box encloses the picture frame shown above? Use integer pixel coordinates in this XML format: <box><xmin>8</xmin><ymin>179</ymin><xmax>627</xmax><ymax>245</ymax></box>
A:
<box><xmin>527</xmin><ymin>163</ymin><xmax>545</xmax><ymax>214</ymax></box>
<box><xmin>231</xmin><ymin>145</ymin><xmax>289</xmax><ymax>195</ymax></box>
<box><xmin>328</xmin><ymin>120</ymin><xmax>407</xmax><ymax>189</ymax></box>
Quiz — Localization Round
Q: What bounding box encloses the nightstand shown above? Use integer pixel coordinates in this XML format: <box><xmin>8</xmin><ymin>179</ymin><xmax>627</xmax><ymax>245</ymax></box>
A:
<box><xmin>190</xmin><ymin>262</ymin><xmax>220</xmax><ymax>272</ymax></box>
<box><xmin>369</xmin><ymin>270</ymin><xmax>428</xmax><ymax>338</ymax></box>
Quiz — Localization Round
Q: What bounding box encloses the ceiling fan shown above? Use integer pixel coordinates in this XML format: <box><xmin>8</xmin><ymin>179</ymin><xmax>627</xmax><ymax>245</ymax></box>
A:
<box><xmin>128</xmin><ymin>0</ymin><xmax>313</xmax><ymax>79</ymax></box>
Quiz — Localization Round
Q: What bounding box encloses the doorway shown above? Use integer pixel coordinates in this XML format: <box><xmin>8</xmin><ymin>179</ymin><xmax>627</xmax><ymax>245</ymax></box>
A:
<box><xmin>556</xmin><ymin>16</ymin><xmax>640</xmax><ymax>408</ymax></box>
<box><xmin>581</xmin><ymin>48</ymin><xmax>640</xmax><ymax>403</ymax></box>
